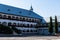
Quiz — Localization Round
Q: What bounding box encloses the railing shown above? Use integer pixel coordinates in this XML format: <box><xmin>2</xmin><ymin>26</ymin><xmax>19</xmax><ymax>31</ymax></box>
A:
<box><xmin>0</xmin><ymin>14</ymin><xmax>41</xmax><ymax>23</ymax></box>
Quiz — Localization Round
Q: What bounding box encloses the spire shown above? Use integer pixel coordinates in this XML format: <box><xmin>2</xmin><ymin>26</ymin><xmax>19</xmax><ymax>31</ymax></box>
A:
<box><xmin>30</xmin><ymin>5</ymin><xmax>33</xmax><ymax>11</ymax></box>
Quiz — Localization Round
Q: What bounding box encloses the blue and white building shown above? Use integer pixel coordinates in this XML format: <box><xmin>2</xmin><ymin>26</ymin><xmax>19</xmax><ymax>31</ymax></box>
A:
<box><xmin>0</xmin><ymin>4</ymin><xmax>48</xmax><ymax>35</ymax></box>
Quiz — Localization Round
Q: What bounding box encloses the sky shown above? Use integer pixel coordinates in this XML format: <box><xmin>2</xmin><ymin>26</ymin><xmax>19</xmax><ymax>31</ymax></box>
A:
<box><xmin>0</xmin><ymin>0</ymin><xmax>60</xmax><ymax>22</ymax></box>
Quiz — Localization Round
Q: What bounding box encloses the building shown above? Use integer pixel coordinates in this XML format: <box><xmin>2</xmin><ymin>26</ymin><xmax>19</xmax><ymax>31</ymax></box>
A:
<box><xmin>0</xmin><ymin>4</ymin><xmax>47</xmax><ymax>35</ymax></box>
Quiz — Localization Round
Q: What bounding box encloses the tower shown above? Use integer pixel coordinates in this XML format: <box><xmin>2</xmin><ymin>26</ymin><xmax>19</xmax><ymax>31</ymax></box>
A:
<box><xmin>30</xmin><ymin>5</ymin><xmax>33</xmax><ymax>11</ymax></box>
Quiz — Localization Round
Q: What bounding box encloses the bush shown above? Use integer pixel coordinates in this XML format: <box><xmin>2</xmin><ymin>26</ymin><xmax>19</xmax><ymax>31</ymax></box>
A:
<box><xmin>0</xmin><ymin>24</ymin><xmax>13</xmax><ymax>34</ymax></box>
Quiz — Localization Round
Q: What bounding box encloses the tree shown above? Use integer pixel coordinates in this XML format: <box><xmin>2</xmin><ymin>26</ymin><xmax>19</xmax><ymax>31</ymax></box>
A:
<box><xmin>48</xmin><ymin>16</ymin><xmax>53</xmax><ymax>34</ymax></box>
<box><xmin>0</xmin><ymin>24</ymin><xmax>13</xmax><ymax>34</ymax></box>
<box><xmin>54</xmin><ymin>16</ymin><xmax>58</xmax><ymax>33</ymax></box>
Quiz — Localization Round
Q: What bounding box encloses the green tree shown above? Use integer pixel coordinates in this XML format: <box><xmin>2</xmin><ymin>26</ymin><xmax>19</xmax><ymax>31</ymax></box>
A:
<box><xmin>54</xmin><ymin>16</ymin><xmax>58</xmax><ymax>33</ymax></box>
<box><xmin>49</xmin><ymin>17</ymin><xmax>53</xmax><ymax>34</ymax></box>
<box><xmin>0</xmin><ymin>24</ymin><xmax>13</xmax><ymax>34</ymax></box>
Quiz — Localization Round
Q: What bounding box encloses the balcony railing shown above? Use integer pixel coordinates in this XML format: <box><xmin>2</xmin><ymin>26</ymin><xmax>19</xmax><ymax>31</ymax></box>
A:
<box><xmin>0</xmin><ymin>14</ymin><xmax>41</xmax><ymax>23</ymax></box>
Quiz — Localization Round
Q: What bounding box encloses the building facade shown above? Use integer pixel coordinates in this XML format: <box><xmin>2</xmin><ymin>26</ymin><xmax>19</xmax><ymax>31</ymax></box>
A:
<box><xmin>0</xmin><ymin>4</ymin><xmax>47</xmax><ymax>35</ymax></box>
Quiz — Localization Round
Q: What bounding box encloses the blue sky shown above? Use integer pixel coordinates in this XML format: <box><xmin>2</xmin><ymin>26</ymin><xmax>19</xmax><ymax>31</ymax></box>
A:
<box><xmin>0</xmin><ymin>0</ymin><xmax>60</xmax><ymax>22</ymax></box>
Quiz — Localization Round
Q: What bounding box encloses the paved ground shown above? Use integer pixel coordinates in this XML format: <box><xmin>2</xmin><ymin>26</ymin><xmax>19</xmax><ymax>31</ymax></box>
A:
<box><xmin>0</xmin><ymin>36</ymin><xmax>60</xmax><ymax>40</ymax></box>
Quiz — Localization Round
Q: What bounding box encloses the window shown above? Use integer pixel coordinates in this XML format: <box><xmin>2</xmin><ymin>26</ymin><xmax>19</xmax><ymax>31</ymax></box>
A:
<box><xmin>25</xmin><ymin>18</ymin><xmax>28</xmax><ymax>21</ymax></box>
<box><xmin>36</xmin><ymin>19</ymin><xmax>41</xmax><ymax>23</ymax></box>
<box><xmin>27</xmin><ymin>24</ymin><xmax>29</xmax><ymax>27</ymax></box>
<box><xmin>20</xmin><ymin>17</ymin><xmax>25</xmax><ymax>21</ymax></box>
<box><xmin>29</xmin><ymin>18</ymin><xmax>31</xmax><ymax>21</ymax></box>
<box><xmin>19</xmin><ymin>17</ymin><xmax>22</xmax><ymax>21</ymax></box>
<box><xmin>31</xmin><ymin>18</ymin><xmax>34</xmax><ymax>22</ymax></box>
<box><xmin>8</xmin><ymin>15</ymin><xmax>11</xmax><ymax>19</ymax></box>
<box><xmin>20</xmin><ymin>24</ymin><xmax>23</xmax><ymax>27</ymax></box>
<box><xmin>35</xmin><ymin>24</ymin><xmax>39</xmax><ymax>28</ymax></box>
<box><xmin>16</xmin><ymin>17</ymin><xmax>19</xmax><ymax>20</ymax></box>
<box><xmin>12</xmin><ymin>23</ymin><xmax>16</xmax><ymax>26</ymax></box>
<box><xmin>31</xmin><ymin>18</ymin><xmax>33</xmax><ymax>21</ymax></box>
<box><xmin>12</xmin><ymin>16</ymin><xmax>16</xmax><ymax>20</ymax></box>
<box><xmin>28</xmin><ymin>18</ymin><xmax>31</xmax><ymax>22</ymax></box>
<box><xmin>3</xmin><ymin>15</ymin><xmax>7</xmax><ymax>19</ymax></box>
<box><xmin>23</xmin><ymin>30</ymin><xmax>25</xmax><ymax>32</ymax></box>
<box><xmin>8</xmin><ymin>9</ymin><xmax>10</xmax><ymax>11</ymax></box>
<box><xmin>2</xmin><ymin>22</ymin><xmax>7</xmax><ymax>26</ymax></box>
<box><xmin>8</xmin><ymin>22</ymin><xmax>12</xmax><ymax>26</ymax></box>
<box><xmin>30</xmin><ymin>30</ymin><xmax>33</xmax><ymax>32</ymax></box>
<box><xmin>27</xmin><ymin>30</ymin><xmax>29</xmax><ymax>32</ymax></box>
<box><xmin>23</xmin><ymin>17</ymin><xmax>25</xmax><ymax>21</ymax></box>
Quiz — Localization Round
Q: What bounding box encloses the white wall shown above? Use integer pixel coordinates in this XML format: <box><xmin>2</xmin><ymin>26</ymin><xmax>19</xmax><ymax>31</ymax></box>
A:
<box><xmin>0</xmin><ymin>19</ymin><xmax>37</xmax><ymax>25</ymax></box>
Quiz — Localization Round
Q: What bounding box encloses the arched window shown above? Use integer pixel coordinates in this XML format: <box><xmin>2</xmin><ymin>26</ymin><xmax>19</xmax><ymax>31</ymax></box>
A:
<box><xmin>23</xmin><ymin>17</ymin><xmax>25</xmax><ymax>21</ymax></box>
<box><xmin>29</xmin><ymin>18</ymin><xmax>31</xmax><ymax>22</ymax></box>
<box><xmin>16</xmin><ymin>17</ymin><xmax>19</xmax><ymax>21</ymax></box>
<box><xmin>32</xmin><ymin>19</ymin><xmax>34</xmax><ymax>22</ymax></box>
<box><xmin>19</xmin><ymin>17</ymin><xmax>22</xmax><ymax>21</ymax></box>
<box><xmin>28</xmin><ymin>18</ymin><xmax>31</xmax><ymax>22</ymax></box>
<box><xmin>21</xmin><ymin>17</ymin><xmax>24</xmax><ymax>21</ymax></box>
<box><xmin>3</xmin><ymin>15</ymin><xmax>7</xmax><ymax>19</ymax></box>
<box><xmin>12</xmin><ymin>16</ymin><xmax>16</xmax><ymax>20</ymax></box>
<box><xmin>35</xmin><ymin>19</ymin><xmax>38</xmax><ymax>22</ymax></box>
<box><xmin>8</xmin><ymin>15</ymin><xmax>11</xmax><ymax>19</ymax></box>
<box><xmin>12</xmin><ymin>23</ymin><xmax>16</xmax><ymax>27</ymax></box>
<box><xmin>24</xmin><ymin>17</ymin><xmax>27</xmax><ymax>21</ymax></box>
<box><xmin>36</xmin><ymin>19</ymin><xmax>41</xmax><ymax>23</ymax></box>
<box><xmin>20</xmin><ymin>23</ymin><xmax>23</xmax><ymax>27</ymax></box>
<box><xmin>31</xmin><ymin>18</ymin><xmax>33</xmax><ymax>22</ymax></box>
<box><xmin>2</xmin><ymin>22</ymin><xmax>7</xmax><ymax>26</ymax></box>
<box><xmin>27</xmin><ymin>24</ymin><xmax>29</xmax><ymax>27</ymax></box>
<box><xmin>24</xmin><ymin>17</ymin><xmax>26</xmax><ymax>21</ymax></box>
<box><xmin>8</xmin><ymin>22</ymin><xmax>12</xmax><ymax>26</ymax></box>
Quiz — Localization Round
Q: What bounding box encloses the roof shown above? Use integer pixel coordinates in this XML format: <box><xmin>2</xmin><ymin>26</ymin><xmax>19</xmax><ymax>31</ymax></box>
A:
<box><xmin>0</xmin><ymin>4</ymin><xmax>43</xmax><ymax>19</ymax></box>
